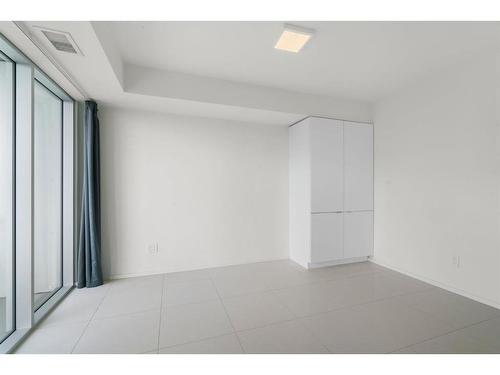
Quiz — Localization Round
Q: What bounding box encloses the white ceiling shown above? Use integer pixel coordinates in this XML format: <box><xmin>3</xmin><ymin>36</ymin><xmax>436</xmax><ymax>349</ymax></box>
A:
<box><xmin>4</xmin><ymin>21</ymin><xmax>499</xmax><ymax>125</ymax></box>
<box><xmin>106</xmin><ymin>21</ymin><xmax>500</xmax><ymax>101</ymax></box>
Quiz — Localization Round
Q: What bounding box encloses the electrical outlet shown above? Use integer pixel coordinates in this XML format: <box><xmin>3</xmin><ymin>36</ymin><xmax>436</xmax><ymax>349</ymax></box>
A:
<box><xmin>148</xmin><ymin>243</ymin><xmax>159</xmax><ymax>255</ymax></box>
<box><xmin>452</xmin><ymin>255</ymin><xmax>461</xmax><ymax>268</ymax></box>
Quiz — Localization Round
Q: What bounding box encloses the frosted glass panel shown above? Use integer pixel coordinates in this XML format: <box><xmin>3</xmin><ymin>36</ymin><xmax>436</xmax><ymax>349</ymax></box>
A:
<box><xmin>33</xmin><ymin>81</ymin><xmax>63</xmax><ymax>310</ymax></box>
<box><xmin>0</xmin><ymin>55</ymin><xmax>14</xmax><ymax>342</ymax></box>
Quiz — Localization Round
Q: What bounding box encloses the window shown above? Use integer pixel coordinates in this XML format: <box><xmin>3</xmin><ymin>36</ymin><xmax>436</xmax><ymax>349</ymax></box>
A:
<box><xmin>33</xmin><ymin>81</ymin><xmax>63</xmax><ymax>311</ymax></box>
<box><xmin>0</xmin><ymin>51</ymin><xmax>14</xmax><ymax>344</ymax></box>
<box><xmin>0</xmin><ymin>33</ymin><xmax>75</xmax><ymax>353</ymax></box>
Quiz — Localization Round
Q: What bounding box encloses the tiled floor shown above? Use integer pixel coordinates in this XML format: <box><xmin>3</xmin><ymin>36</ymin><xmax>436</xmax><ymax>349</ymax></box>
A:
<box><xmin>14</xmin><ymin>260</ymin><xmax>500</xmax><ymax>354</ymax></box>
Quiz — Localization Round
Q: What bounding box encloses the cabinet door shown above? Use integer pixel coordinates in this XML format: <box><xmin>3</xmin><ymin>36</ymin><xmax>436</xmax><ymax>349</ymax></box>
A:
<box><xmin>310</xmin><ymin>118</ymin><xmax>343</xmax><ymax>213</ymax></box>
<box><xmin>344</xmin><ymin>211</ymin><xmax>373</xmax><ymax>259</ymax></box>
<box><xmin>344</xmin><ymin>122</ymin><xmax>373</xmax><ymax>211</ymax></box>
<box><xmin>311</xmin><ymin>213</ymin><xmax>343</xmax><ymax>263</ymax></box>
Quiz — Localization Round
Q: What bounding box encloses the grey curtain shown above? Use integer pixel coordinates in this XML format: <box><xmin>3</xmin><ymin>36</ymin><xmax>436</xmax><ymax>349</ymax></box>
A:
<box><xmin>77</xmin><ymin>101</ymin><xmax>103</xmax><ymax>288</ymax></box>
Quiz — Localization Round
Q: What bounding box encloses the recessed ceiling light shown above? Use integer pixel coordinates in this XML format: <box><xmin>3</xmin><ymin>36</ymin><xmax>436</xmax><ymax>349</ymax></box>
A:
<box><xmin>274</xmin><ymin>23</ymin><xmax>314</xmax><ymax>53</ymax></box>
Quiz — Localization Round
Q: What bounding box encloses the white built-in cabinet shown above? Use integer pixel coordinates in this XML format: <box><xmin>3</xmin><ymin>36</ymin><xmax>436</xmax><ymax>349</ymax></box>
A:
<box><xmin>289</xmin><ymin>117</ymin><xmax>373</xmax><ymax>268</ymax></box>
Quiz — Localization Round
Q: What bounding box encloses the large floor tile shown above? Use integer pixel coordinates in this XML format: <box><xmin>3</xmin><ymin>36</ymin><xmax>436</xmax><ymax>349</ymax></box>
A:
<box><xmin>306</xmin><ymin>261</ymin><xmax>387</xmax><ymax>282</ymax></box>
<box><xmin>222</xmin><ymin>291</ymin><xmax>295</xmax><ymax>331</ymax></box>
<box><xmin>351</xmin><ymin>297</ymin><xmax>455</xmax><ymax>345</ymax></box>
<box><xmin>261</xmin><ymin>269</ymin><xmax>321</xmax><ymax>290</ymax></box>
<box><xmin>73</xmin><ymin>309</ymin><xmax>160</xmax><ymax>354</ymax></box>
<box><xmin>159</xmin><ymin>299</ymin><xmax>233</xmax><ymax>348</ymax></box>
<box><xmin>272</xmin><ymin>282</ymin><xmax>341</xmax><ymax>318</ymax></box>
<box><xmin>108</xmin><ymin>274</ymin><xmax>164</xmax><ymax>293</ymax></box>
<box><xmin>258</xmin><ymin>261</ymin><xmax>385</xmax><ymax>290</ymax></box>
<box><xmin>244</xmin><ymin>259</ymin><xmax>301</xmax><ymax>275</ymax></box>
<box><xmin>164</xmin><ymin>268</ymin><xmax>213</xmax><ymax>284</ymax></box>
<box><xmin>212</xmin><ymin>271</ymin><xmax>271</xmax><ymax>299</ymax></box>
<box><xmin>407</xmin><ymin>330</ymin><xmax>497</xmax><ymax>354</ymax></box>
<box><xmin>159</xmin><ymin>334</ymin><xmax>243</xmax><ymax>354</ymax></box>
<box><xmin>38</xmin><ymin>290</ymin><xmax>106</xmax><ymax>328</ymax></box>
<box><xmin>209</xmin><ymin>262</ymin><xmax>263</xmax><ymax>278</ymax></box>
<box><xmin>73</xmin><ymin>283</ymin><xmax>112</xmax><ymax>297</ymax></box>
<box><xmin>163</xmin><ymin>279</ymin><xmax>219</xmax><ymax>307</ymax></box>
<box><xmin>367</xmin><ymin>271</ymin><xmax>434</xmax><ymax>299</ymax></box>
<box><xmin>457</xmin><ymin>316</ymin><xmax>500</xmax><ymax>352</ymax></box>
<box><xmin>273</xmin><ymin>271</ymin><xmax>433</xmax><ymax>319</ymax></box>
<box><xmin>391</xmin><ymin>346</ymin><xmax>416</xmax><ymax>354</ymax></box>
<box><xmin>397</xmin><ymin>289</ymin><xmax>500</xmax><ymax>329</ymax></box>
<box><xmin>94</xmin><ymin>276</ymin><xmax>163</xmax><ymax>318</ymax></box>
<box><xmin>273</xmin><ymin>274</ymin><xmax>382</xmax><ymax>318</ymax></box>
<box><xmin>301</xmin><ymin>305</ymin><xmax>387</xmax><ymax>353</ymax></box>
<box><xmin>259</xmin><ymin>264</ymin><xmax>333</xmax><ymax>290</ymax></box>
<box><xmin>301</xmin><ymin>298</ymin><xmax>454</xmax><ymax>353</ymax></box>
<box><xmin>15</xmin><ymin>322</ymin><xmax>87</xmax><ymax>354</ymax></box>
<box><xmin>237</xmin><ymin>320</ymin><xmax>328</xmax><ymax>354</ymax></box>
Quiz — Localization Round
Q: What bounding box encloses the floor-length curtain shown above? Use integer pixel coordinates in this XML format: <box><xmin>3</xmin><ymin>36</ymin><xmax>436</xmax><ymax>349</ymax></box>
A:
<box><xmin>76</xmin><ymin>100</ymin><xmax>103</xmax><ymax>288</ymax></box>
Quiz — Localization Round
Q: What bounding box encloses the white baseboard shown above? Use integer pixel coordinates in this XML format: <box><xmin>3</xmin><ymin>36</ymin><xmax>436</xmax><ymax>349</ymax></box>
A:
<box><xmin>370</xmin><ymin>257</ymin><xmax>500</xmax><ymax>310</ymax></box>
<box><xmin>106</xmin><ymin>269</ymin><xmax>172</xmax><ymax>281</ymax></box>
<box><xmin>106</xmin><ymin>257</ymin><xmax>290</xmax><ymax>281</ymax></box>
<box><xmin>307</xmin><ymin>256</ymin><xmax>370</xmax><ymax>269</ymax></box>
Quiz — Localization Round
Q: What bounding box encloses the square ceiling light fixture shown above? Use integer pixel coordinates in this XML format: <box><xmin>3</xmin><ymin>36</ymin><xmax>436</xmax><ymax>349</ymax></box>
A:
<box><xmin>274</xmin><ymin>23</ymin><xmax>314</xmax><ymax>53</ymax></box>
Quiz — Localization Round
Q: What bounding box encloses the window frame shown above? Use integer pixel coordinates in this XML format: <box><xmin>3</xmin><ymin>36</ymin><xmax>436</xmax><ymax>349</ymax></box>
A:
<box><xmin>0</xmin><ymin>32</ymin><xmax>75</xmax><ymax>354</ymax></box>
<box><xmin>0</xmin><ymin>48</ymin><xmax>16</xmax><ymax>345</ymax></box>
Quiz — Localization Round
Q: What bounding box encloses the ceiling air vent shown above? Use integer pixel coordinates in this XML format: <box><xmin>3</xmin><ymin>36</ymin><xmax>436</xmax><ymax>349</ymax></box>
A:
<box><xmin>34</xmin><ymin>26</ymin><xmax>83</xmax><ymax>55</ymax></box>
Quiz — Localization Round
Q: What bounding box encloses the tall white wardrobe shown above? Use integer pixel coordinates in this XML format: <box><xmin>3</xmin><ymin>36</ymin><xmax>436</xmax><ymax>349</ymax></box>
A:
<box><xmin>289</xmin><ymin>116</ymin><xmax>373</xmax><ymax>268</ymax></box>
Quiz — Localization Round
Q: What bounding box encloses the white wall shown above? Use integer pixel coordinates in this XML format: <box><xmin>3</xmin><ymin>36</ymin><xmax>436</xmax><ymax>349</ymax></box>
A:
<box><xmin>100</xmin><ymin>107</ymin><xmax>289</xmax><ymax>279</ymax></box>
<box><xmin>124</xmin><ymin>64</ymin><xmax>373</xmax><ymax>124</ymax></box>
<box><xmin>373</xmin><ymin>53</ymin><xmax>500</xmax><ymax>307</ymax></box>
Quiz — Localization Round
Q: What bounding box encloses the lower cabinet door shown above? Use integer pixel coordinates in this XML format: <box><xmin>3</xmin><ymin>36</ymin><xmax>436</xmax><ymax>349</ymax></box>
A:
<box><xmin>343</xmin><ymin>211</ymin><xmax>373</xmax><ymax>259</ymax></box>
<box><xmin>311</xmin><ymin>212</ymin><xmax>343</xmax><ymax>263</ymax></box>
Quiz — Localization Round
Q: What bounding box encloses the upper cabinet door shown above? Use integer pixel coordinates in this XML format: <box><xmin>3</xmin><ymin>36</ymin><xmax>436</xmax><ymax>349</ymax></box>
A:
<box><xmin>310</xmin><ymin>118</ymin><xmax>343</xmax><ymax>213</ymax></box>
<box><xmin>344</xmin><ymin>122</ymin><xmax>373</xmax><ymax>211</ymax></box>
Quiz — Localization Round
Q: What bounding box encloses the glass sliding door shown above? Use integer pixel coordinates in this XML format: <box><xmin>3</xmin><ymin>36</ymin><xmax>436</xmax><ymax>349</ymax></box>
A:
<box><xmin>0</xmin><ymin>53</ymin><xmax>14</xmax><ymax>343</ymax></box>
<box><xmin>33</xmin><ymin>81</ymin><xmax>63</xmax><ymax>311</ymax></box>
<box><xmin>0</xmin><ymin>33</ymin><xmax>74</xmax><ymax>353</ymax></box>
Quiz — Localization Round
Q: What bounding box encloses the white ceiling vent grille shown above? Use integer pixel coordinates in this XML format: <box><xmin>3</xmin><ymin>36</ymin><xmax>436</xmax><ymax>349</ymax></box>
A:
<box><xmin>34</xmin><ymin>26</ymin><xmax>83</xmax><ymax>55</ymax></box>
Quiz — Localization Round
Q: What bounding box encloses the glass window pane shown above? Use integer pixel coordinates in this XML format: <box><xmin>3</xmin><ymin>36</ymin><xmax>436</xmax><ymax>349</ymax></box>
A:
<box><xmin>0</xmin><ymin>54</ymin><xmax>14</xmax><ymax>343</ymax></box>
<box><xmin>33</xmin><ymin>81</ymin><xmax>63</xmax><ymax>311</ymax></box>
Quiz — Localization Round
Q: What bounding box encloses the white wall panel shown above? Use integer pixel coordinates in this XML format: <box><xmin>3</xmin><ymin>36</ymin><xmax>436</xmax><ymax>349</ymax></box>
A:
<box><xmin>344</xmin><ymin>122</ymin><xmax>373</xmax><ymax>211</ymax></box>
<box><xmin>373</xmin><ymin>53</ymin><xmax>500</xmax><ymax>306</ymax></box>
<box><xmin>100</xmin><ymin>107</ymin><xmax>289</xmax><ymax>278</ymax></box>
